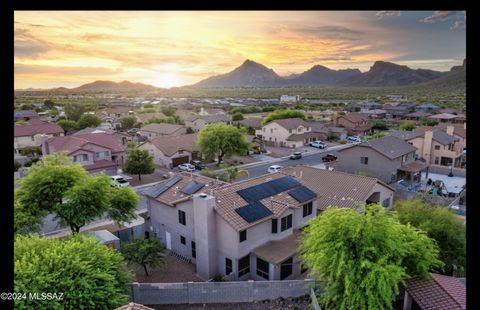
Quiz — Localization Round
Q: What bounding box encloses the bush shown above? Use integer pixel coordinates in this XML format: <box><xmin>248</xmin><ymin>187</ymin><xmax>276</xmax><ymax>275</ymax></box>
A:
<box><xmin>211</xmin><ymin>273</ymin><xmax>225</xmax><ymax>282</ymax></box>
<box><xmin>232</xmin><ymin>112</ymin><xmax>244</xmax><ymax>121</ymax></box>
<box><xmin>339</xmin><ymin>140</ymin><xmax>347</xmax><ymax>144</ymax></box>
<box><xmin>14</xmin><ymin>160</ymin><xmax>21</xmax><ymax>172</ymax></box>
<box><xmin>24</xmin><ymin>158</ymin><xmax>40</xmax><ymax>167</ymax></box>
<box><xmin>400</xmin><ymin>121</ymin><xmax>416</xmax><ymax>131</ymax></box>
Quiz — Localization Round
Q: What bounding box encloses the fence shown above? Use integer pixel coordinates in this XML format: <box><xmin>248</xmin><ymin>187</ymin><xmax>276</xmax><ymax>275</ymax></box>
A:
<box><xmin>427</xmin><ymin>165</ymin><xmax>466</xmax><ymax>177</ymax></box>
<box><xmin>310</xmin><ymin>288</ymin><xmax>321</xmax><ymax>310</ymax></box>
<box><xmin>131</xmin><ymin>279</ymin><xmax>317</xmax><ymax>305</ymax></box>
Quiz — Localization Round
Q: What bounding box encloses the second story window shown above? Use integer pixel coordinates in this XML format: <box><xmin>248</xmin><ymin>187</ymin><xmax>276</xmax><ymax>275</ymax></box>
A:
<box><xmin>360</xmin><ymin>157</ymin><xmax>369</xmax><ymax>165</ymax></box>
<box><xmin>303</xmin><ymin>202</ymin><xmax>313</xmax><ymax>217</ymax></box>
<box><xmin>73</xmin><ymin>154</ymin><xmax>88</xmax><ymax>162</ymax></box>
<box><xmin>239</xmin><ymin>230</ymin><xmax>247</xmax><ymax>242</ymax></box>
<box><xmin>178</xmin><ymin>210</ymin><xmax>186</xmax><ymax>226</ymax></box>
<box><xmin>281</xmin><ymin>214</ymin><xmax>293</xmax><ymax>232</ymax></box>
<box><xmin>434</xmin><ymin>145</ymin><xmax>441</xmax><ymax>150</ymax></box>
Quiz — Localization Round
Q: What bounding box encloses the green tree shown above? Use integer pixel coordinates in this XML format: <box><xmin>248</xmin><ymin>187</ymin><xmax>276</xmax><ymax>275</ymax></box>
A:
<box><xmin>364</xmin><ymin>132</ymin><xmax>387</xmax><ymax>141</ymax></box>
<box><xmin>160</xmin><ymin>106</ymin><xmax>177</xmax><ymax>117</ymax></box>
<box><xmin>123</xmin><ymin>148</ymin><xmax>155</xmax><ymax>181</ymax></box>
<box><xmin>197</xmin><ymin>124</ymin><xmax>251</xmax><ymax>166</ymax></box>
<box><xmin>300</xmin><ymin>204</ymin><xmax>442</xmax><ymax>310</ymax></box>
<box><xmin>43</xmin><ymin>99</ymin><xmax>55</xmax><ymax>109</ymax></box>
<box><xmin>138</xmin><ymin>107</ymin><xmax>156</xmax><ymax>114</ymax></box>
<box><xmin>14</xmin><ymin>159</ymin><xmax>21</xmax><ymax>172</ymax></box>
<box><xmin>19</xmin><ymin>146</ymin><xmax>42</xmax><ymax>157</ymax></box>
<box><xmin>262</xmin><ymin>109</ymin><xmax>306</xmax><ymax>125</ymax></box>
<box><xmin>77</xmin><ymin>114</ymin><xmax>101</xmax><ymax>129</ymax></box>
<box><xmin>420</xmin><ymin>117</ymin><xmax>439</xmax><ymax>126</ymax></box>
<box><xmin>400</xmin><ymin>121</ymin><xmax>416</xmax><ymax>131</ymax></box>
<box><xmin>64</xmin><ymin>102</ymin><xmax>87</xmax><ymax>121</ymax></box>
<box><xmin>15</xmin><ymin>120</ymin><xmax>29</xmax><ymax>126</ymax></box>
<box><xmin>14</xmin><ymin>234</ymin><xmax>133</xmax><ymax>309</ymax></box>
<box><xmin>393</xmin><ymin>199</ymin><xmax>466</xmax><ymax>275</ymax></box>
<box><xmin>143</xmin><ymin>103</ymin><xmax>154</xmax><ymax>108</ymax></box>
<box><xmin>121</xmin><ymin>237</ymin><xmax>165</xmax><ymax>276</ymax></box>
<box><xmin>107</xmin><ymin>186</ymin><xmax>141</xmax><ymax>225</ymax></box>
<box><xmin>232</xmin><ymin>112</ymin><xmax>244</xmax><ymax>121</ymax></box>
<box><xmin>14</xmin><ymin>195</ymin><xmax>43</xmax><ymax>235</ymax></box>
<box><xmin>370</xmin><ymin>119</ymin><xmax>389</xmax><ymax>130</ymax></box>
<box><xmin>219</xmin><ymin>163</ymin><xmax>249</xmax><ymax>182</ymax></box>
<box><xmin>120</xmin><ymin>115</ymin><xmax>138</xmax><ymax>129</ymax></box>
<box><xmin>57</xmin><ymin>119</ymin><xmax>78</xmax><ymax>132</ymax></box>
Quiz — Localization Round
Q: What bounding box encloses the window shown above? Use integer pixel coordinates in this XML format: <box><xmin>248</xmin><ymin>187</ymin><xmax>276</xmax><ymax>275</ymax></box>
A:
<box><xmin>73</xmin><ymin>154</ymin><xmax>88</xmax><ymax>162</ymax></box>
<box><xmin>180</xmin><ymin>235</ymin><xmax>186</xmax><ymax>245</ymax></box>
<box><xmin>95</xmin><ymin>151</ymin><xmax>109</xmax><ymax>159</ymax></box>
<box><xmin>434</xmin><ymin>145</ymin><xmax>441</xmax><ymax>150</ymax></box>
<box><xmin>178</xmin><ymin>210</ymin><xmax>186</xmax><ymax>226</ymax></box>
<box><xmin>225</xmin><ymin>258</ymin><xmax>232</xmax><ymax>275</ymax></box>
<box><xmin>281</xmin><ymin>214</ymin><xmax>293</xmax><ymax>232</ymax></box>
<box><xmin>289</xmin><ymin>129</ymin><xmax>292</xmax><ymax>133</ymax></box>
<box><xmin>382</xmin><ymin>198</ymin><xmax>391</xmax><ymax>209</ymax></box>
<box><xmin>303</xmin><ymin>202</ymin><xmax>313</xmax><ymax>217</ymax></box>
<box><xmin>271</xmin><ymin>219</ymin><xmax>278</xmax><ymax>233</ymax></box>
<box><xmin>256</xmin><ymin>258</ymin><xmax>269</xmax><ymax>279</ymax></box>
<box><xmin>238</xmin><ymin>255</ymin><xmax>250</xmax><ymax>277</ymax></box>
<box><xmin>191</xmin><ymin>241</ymin><xmax>196</xmax><ymax>258</ymax></box>
<box><xmin>280</xmin><ymin>257</ymin><xmax>293</xmax><ymax>280</ymax></box>
<box><xmin>239</xmin><ymin>230</ymin><xmax>247</xmax><ymax>242</ymax></box>
<box><xmin>360</xmin><ymin>157</ymin><xmax>369</xmax><ymax>165</ymax></box>
<box><xmin>298</xmin><ymin>127</ymin><xmax>303</xmax><ymax>132</ymax></box>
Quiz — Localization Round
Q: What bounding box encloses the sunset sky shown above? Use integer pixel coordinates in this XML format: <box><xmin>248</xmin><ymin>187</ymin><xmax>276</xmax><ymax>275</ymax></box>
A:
<box><xmin>14</xmin><ymin>11</ymin><xmax>466</xmax><ymax>89</ymax></box>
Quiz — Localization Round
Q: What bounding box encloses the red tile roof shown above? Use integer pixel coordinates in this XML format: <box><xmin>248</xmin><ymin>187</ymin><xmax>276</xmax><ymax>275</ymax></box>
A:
<box><xmin>337</xmin><ymin>113</ymin><xmax>369</xmax><ymax>123</ymax></box>
<box><xmin>83</xmin><ymin>159</ymin><xmax>118</xmax><ymax>171</ymax></box>
<box><xmin>406</xmin><ymin>273</ymin><xmax>466</xmax><ymax>310</ymax></box>
<box><xmin>14</xmin><ymin>121</ymin><xmax>64</xmax><ymax>137</ymax></box>
<box><xmin>45</xmin><ymin>133</ymin><xmax>126</xmax><ymax>155</ymax></box>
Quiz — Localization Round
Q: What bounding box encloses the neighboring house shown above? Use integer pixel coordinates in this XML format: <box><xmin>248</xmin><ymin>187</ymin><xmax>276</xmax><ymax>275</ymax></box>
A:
<box><xmin>403</xmin><ymin>273</ymin><xmax>466</xmax><ymax>310</ymax></box>
<box><xmin>333</xmin><ymin>135</ymin><xmax>426</xmax><ymax>184</ymax></box>
<box><xmin>308</xmin><ymin>122</ymin><xmax>347</xmax><ymax>141</ymax></box>
<box><xmin>383</xmin><ymin>103</ymin><xmax>415</xmax><ymax>119</ymax></box>
<box><xmin>428</xmin><ymin>113</ymin><xmax>462</xmax><ymax>123</ymax></box>
<box><xmin>137</xmin><ymin>123</ymin><xmax>186</xmax><ymax>139</ymax></box>
<box><xmin>239</xmin><ymin>117</ymin><xmax>263</xmax><ymax>132</ymax></box>
<box><xmin>260</xmin><ymin>118</ymin><xmax>316</xmax><ymax>148</ymax></box>
<box><xmin>42</xmin><ymin>133</ymin><xmax>127</xmax><ymax>175</ymax></box>
<box><xmin>135</xmin><ymin>112</ymin><xmax>167</xmax><ymax>123</ymax></box>
<box><xmin>145</xmin><ymin>166</ymin><xmax>394</xmax><ymax>281</ymax></box>
<box><xmin>102</xmin><ymin>106</ymin><xmax>134</xmax><ymax>118</ymax></box>
<box><xmin>403</xmin><ymin>111</ymin><xmax>433</xmax><ymax>121</ymax></box>
<box><xmin>14</xmin><ymin>120</ymin><xmax>64</xmax><ymax>155</ymax></box>
<box><xmin>332</xmin><ymin>113</ymin><xmax>372</xmax><ymax>136</ymax></box>
<box><xmin>279</xmin><ymin>95</ymin><xmax>301</xmax><ymax>103</ymax></box>
<box><xmin>390</xmin><ymin>125</ymin><xmax>465</xmax><ymax>168</ymax></box>
<box><xmin>14</xmin><ymin>110</ymin><xmax>39</xmax><ymax>121</ymax></box>
<box><xmin>73</xmin><ymin>127</ymin><xmax>133</xmax><ymax>146</ymax></box>
<box><xmin>415</xmin><ymin>103</ymin><xmax>440</xmax><ymax>113</ymax></box>
<box><xmin>137</xmin><ymin>133</ymin><xmax>199</xmax><ymax>168</ymax></box>
<box><xmin>358</xmin><ymin>101</ymin><xmax>383</xmax><ymax>110</ymax></box>
<box><xmin>198</xmin><ymin>107</ymin><xmax>226</xmax><ymax>115</ymax></box>
<box><xmin>439</xmin><ymin>108</ymin><xmax>461</xmax><ymax>115</ymax></box>
<box><xmin>185</xmin><ymin>114</ymin><xmax>232</xmax><ymax>132</ymax></box>
<box><xmin>359</xmin><ymin>109</ymin><xmax>387</xmax><ymax>119</ymax></box>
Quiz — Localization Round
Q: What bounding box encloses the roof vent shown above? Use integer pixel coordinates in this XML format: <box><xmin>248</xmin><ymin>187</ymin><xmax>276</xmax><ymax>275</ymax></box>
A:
<box><xmin>199</xmin><ymin>193</ymin><xmax>207</xmax><ymax>198</ymax></box>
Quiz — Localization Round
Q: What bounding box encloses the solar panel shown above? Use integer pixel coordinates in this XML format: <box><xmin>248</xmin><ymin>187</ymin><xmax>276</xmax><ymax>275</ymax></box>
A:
<box><xmin>180</xmin><ymin>181</ymin><xmax>205</xmax><ymax>195</ymax></box>
<box><xmin>288</xmin><ymin>186</ymin><xmax>317</xmax><ymax>203</ymax></box>
<box><xmin>235</xmin><ymin>201</ymin><xmax>273</xmax><ymax>223</ymax></box>
<box><xmin>237</xmin><ymin>176</ymin><xmax>301</xmax><ymax>203</ymax></box>
<box><xmin>145</xmin><ymin>175</ymin><xmax>183</xmax><ymax>198</ymax></box>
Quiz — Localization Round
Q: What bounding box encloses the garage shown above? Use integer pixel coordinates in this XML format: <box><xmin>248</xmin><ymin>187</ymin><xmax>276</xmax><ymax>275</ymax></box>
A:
<box><xmin>171</xmin><ymin>156</ymin><xmax>190</xmax><ymax>167</ymax></box>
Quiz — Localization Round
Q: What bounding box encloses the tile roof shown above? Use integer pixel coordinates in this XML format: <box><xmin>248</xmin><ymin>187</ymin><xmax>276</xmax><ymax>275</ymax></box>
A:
<box><xmin>307</xmin><ymin>122</ymin><xmax>330</xmax><ymax>133</ymax></box>
<box><xmin>389</xmin><ymin>128</ymin><xmax>431</xmax><ymax>141</ymax></box>
<box><xmin>432</xmin><ymin>130</ymin><xmax>456</xmax><ymax>145</ymax></box>
<box><xmin>405</xmin><ymin>111</ymin><xmax>433</xmax><ymax>118</ymax></box>
<box><xmin>115</xmin><ymin>303</ymin><xmax>154</xmax><ymax>310</ymax></box>
<box><xmin>14</xmin><ymin>121</ymin><xmax>64</xmax><ymax>137</ymax></box>
<box><xmin>139</xmin><ymin>123</ymin><xmax>185</xmax><ymax>135</ymax></box>
<box><xmin>270</xmin><ymin>118</ymin><xmax>310</xmax><ymax>130</ymax></box>
<box><xmin>435</xmin><ymin>124</ymin><xmax>466</xmax><ymax>139</ymax></box>
<box><xmin>72</xmin><ymin>127</ymin><xmax>116</xmax><ymax>135</ymax></box>
<box><xmin>136</xmin><ymin>112</ymin><xmax>167</xmax><ymax>122</ymax></box>
<box><xmin>45</xmin><ymin>133</ymin><xmax>126</xmax><ymax>155</ymax></box>
<box><xmin>239</xmin><ymin>117</ymin><xmax>263</xmax><ymax>129</ymax></box>
<box><xmin>406</xmin><ymin>273</ymin><xmax>466</xmax><ymax>310</ymax></box>
<box><xmin>337</xmin><ymin>113</ymin><xmax>369</xmax><ymax>123</ymax></box>
<box><xmin>428</xmin><ymin>113</ymin><xmax>458</xmax><ymax>120</ymax></box>
<box><xmin>353</xmin><ymin>136</ymin><xmax>417</xmax><ymax>159</ymax></box>
<box><xmin>287</xmin><ymin>131</ymin><xmax>326</xmax><ymax>141</ymax></box>
<box><xmin>83</xmin><ymin>159</ymin><xmax>118</xmax><ymax>171</ymax></box>
<box><xmin>280</xmin><ymin>166</ymin><xmax>394</xmax><ymax>211</ymax></box>
<box><xmin>416</xmin><ymin>103</ymin><xmax>439</xmax><ymax>109</ymax></box>
<box><xmin>187</xmin><ymin>114</ymin><xmax>231</xmax><ymax>123</ymax></box>
<box><xmin>146</xmin><ymin>133</ymin><xmax>198</xmax><ymax>156</ymax></box>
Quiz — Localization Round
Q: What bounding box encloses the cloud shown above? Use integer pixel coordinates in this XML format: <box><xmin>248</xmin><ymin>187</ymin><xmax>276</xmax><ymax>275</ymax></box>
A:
<box><xmin>421</xmin><ymin>11</ymin><xmax>458</xmax><ymax>23</ymax></box>
<box><xmin>14</xmin><ymin>28</ymin><xmax>51</xmax><ymax>58</ymax></box>
<box><xmin>376</xmin><ymin>11</ymin><xmax>401</xmax><ymax>18</ymax></box>
<box><xmin>14</xmin><ymin>63</ymin><xmax>123</xmax><ymax>76</ymax></box>
<box><xmin>295</xmin><ymin>26</ymin><xmax>364</xmax><ymax>41</ymax></box>
<box><xmin>451</xmin><ymin>11</ymin><xmax>466</xmax><ymax>30</ymax></box>
<box><xmin>81</xmin><ymin>33</ymin><xmax>111</xmax><ymax>41</ymax></box>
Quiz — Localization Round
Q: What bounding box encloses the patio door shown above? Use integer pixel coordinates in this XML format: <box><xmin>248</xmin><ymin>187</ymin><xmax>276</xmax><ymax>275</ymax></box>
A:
<box><xmin>165</xmin><ymin>231</ymin><xmax>172</xmax><ymax>250</ymax></box>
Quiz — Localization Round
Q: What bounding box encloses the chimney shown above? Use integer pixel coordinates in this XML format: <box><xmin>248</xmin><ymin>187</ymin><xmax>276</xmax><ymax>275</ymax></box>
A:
<box><xmin>423</xmin><ymin>131</ymin><xmax>433</xmax><ymax>163</ymax></box>
<box><xmin>193</xmin><ymin>193</ymin><xmax>217</xmax><ymax>280</ymax></box>
<box><xmin>446</xmin><ymin>125</ymin><xmax>454</xmax><ymax>136</ymax></box>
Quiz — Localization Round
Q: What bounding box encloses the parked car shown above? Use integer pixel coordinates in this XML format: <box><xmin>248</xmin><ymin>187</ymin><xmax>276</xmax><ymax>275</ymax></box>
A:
<box><xmin>267</xmin><ymin>165</ymin><xmax>283</xmax><ymax>173</ymax></box>
<box><xmin>190</xmin><ymin>160</ymin><xmax>205</xmax><ymax>170</ymax></box>
<box><xmin>127</xmin><ymin>128</ymin><xmax>139</xmax><ymax>135</ymax></box>
<box><xmin>309</xmin><ymin>141</ymin><xmax>327</xmax><ymax>149</ymax></box>
<box><xmin>178</xmin><ymin>163</ymin><xmax>196</xmax><ymax>172</ymax></box>
<box><xmin>347</xmin><ymin>136</ymin><xmax>362</xmax><ymax>143</ymax></box>
<box><xmin>111</xmin><ymin>175</ymin><xmax>130</xmax><ymax>187</ymax></box>
<box><xmin>289</xmin><ymin>151</ymin><xmax>302</xmax><ymax>160</ymax></box>
<box><xmin>322</xmin><ymin>154</ymin><xmax>337</xmax><ymax>162</ymax></box>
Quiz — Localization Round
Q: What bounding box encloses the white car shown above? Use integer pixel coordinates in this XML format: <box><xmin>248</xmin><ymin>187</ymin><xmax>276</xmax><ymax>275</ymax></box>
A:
<box><xmin>267</xmin><ymin>165</ymin><xmax>283</xmax><ymax>173</ymax></box>
<box><xmin>111</xmin><ymin>175</ymin><xmax>130</xmax><ymax>187</ymax></box>
<box><xmin>347</xmin><ymin>136</ymin><xmax>362</xmax><ymax>143</ymax></box>
<box><xmin>309</xmin><ymin>141</ymin><xmax>327</xmax><ymax>149</ymax></box>
<box><xmin>178</xmin><ymin>163</ymin><xmax>196</xmax><ymax>172</ymax></box>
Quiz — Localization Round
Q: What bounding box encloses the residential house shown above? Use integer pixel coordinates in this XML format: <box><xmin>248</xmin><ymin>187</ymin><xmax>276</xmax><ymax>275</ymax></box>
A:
<box><xmin>260</xmin><ymin>118</ymin><xmax>316</xmax><ymax>148</ymax></box>
<box><xmin>390</xmin><ymin>125</ymin><xmax>465</xmax><ymax>168</ymax></box>
<box><xmin>438</xmin><ymin>108</ymin><xmax>461</xmax><ymax>115</ymax></box>
<box><xmin>383</xmin><ymin>103</ymin><xmax>415</xmax><ymax>119</ymax></box>
<box><xmin>198</xmin><ymin>107</ymin><xmax>226</xmax><ymax>115</ymax></box>
<box><xmin>135</xmin><ymin>112</ymin><xmax>167</xmax><ymax>123</ymax></box>
<box><xmin>332</xmin><ymin>135</ymin><xmax>427</xmax><ymax>184</ymax></box>
<box><xmin>238</xmin><ymin>117</ymin><xmax>263</xmax><ymax>133</ymax></box>
<box><xmin>308</xmin><ymin>122</ymin><xmax>347</xmax><ymax>141</ymax></box>
<box><xmin>359</xmin><ymin>109</ymin><xmax>387</xmax><ymax>119</ymax></box>
<box><xmin>42</xmin><ymin>133</ymin><xmax>127</xmax><ymax>175</ymax></box>
<box><xmin>14</xmin><ymin>119</ymin><xmax>64</xmax><ymax>155</ymax></box>
<box><xmin>145</xmin><ymin>166</ymin><xmax>394</xmax><ymax>281</ymax></box>
<box><xmin>137</xmin><ymin>133</ymin><xmax>199</xmax><ymax>168</ymax></box>
<box><xmin>332</xmin><ymin>113</ymin><xmax>372</xmax><ymax>136</ymax></box>
<box><xmin>415</xmin><ymin>103</ymin><xmax>440</xmax><ymax>113</ymax></box>
<box><xmin>72</xmin><ymin>127</ymin><xmax>133</xmax><ymax>146</ymax></box>
<box><xmin>137</xmin><ymin>123</ymin><xmax>186</xmax><ymax>139</ymax></box>
<box><xmin>358</xmin><ymin>101</ymin><xmax>383</xmax><ymax>110</ymax></box>
<box><xmin>185</xmin><ymin>114</ymin><xmax>232</xmax><ymax>132</ymax></box>
<box><xmin>387</xmin><ymin>95</ymin><xmax>407</xmax><ymax>102</ymax></box>
<box><xmin>403</xmin><ymin>273</ymin><xmax>466</xmax><ymax>310</ymax></box>
<box><xmin>428</xmin><ymin>113</ymin><xmax>462</xmax><ymax>123</ymax></box>
<box><xmin>279</xmin><ymin>95</ymin><xmax>301</xmax><ymax>103</ymax></box>
<box><xmin>14</xmin><ymin>110</ymin><xmax>39</xmax><ymax>121</ymax></box>
<box><xmin>102</xmin><ymin>106</ymin><xmax>134</xmax><ymax>119</ymax></box>
<box><xmin>403</xmin><ymin>111</ymin><xmax>433</xmax><ymax>121</ymax></box>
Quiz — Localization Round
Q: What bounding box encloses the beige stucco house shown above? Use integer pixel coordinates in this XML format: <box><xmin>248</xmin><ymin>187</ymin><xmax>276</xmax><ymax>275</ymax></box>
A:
<box><xmin>137</xmin><ymin>123</ymin><xmax>186</xmax><ymax>139</ymax></box>
<box><xmin>14</xmin><ymin>119</ymin><xmax>64</xmax><ymax>155</ymax></box>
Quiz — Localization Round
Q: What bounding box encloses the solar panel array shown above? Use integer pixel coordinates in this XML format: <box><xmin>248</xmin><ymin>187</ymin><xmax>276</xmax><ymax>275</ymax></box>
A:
<box><xmin>288</xmin><ymin>186</ymin><xmax>317</xmax><ymax>203</ymax></box>
<box><xmin>144</xmin><ymin>175</ymin><xmax>183</xmax><ymax>198</ymax></box>
<box><xmin>236</xmin><ymin>176</ymin><xmax>301</xmax><ymax>203</ymax></box>
<box><xmin>180</xmin><ymin>181</ymin><xmax>205</xmax><ymax>195</ymax></box>
<box><xmin>235</xmin><ymin>201</ymin><xmax>273</xmax><ymax>223</ymax></box>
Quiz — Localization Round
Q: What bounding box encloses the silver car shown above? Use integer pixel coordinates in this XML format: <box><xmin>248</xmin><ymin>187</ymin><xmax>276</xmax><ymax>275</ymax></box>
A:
<box><xmin>178</xmin><ymin>163</ymin><xmax>196</xmax><ymax>172</ymax></box>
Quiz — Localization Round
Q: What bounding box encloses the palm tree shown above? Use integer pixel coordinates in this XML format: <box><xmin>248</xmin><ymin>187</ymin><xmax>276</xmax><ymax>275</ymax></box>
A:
<box><xmin>219</xmin><ymin>164</ymin><xmax>249</xmax><ymax>183</ymax></box>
